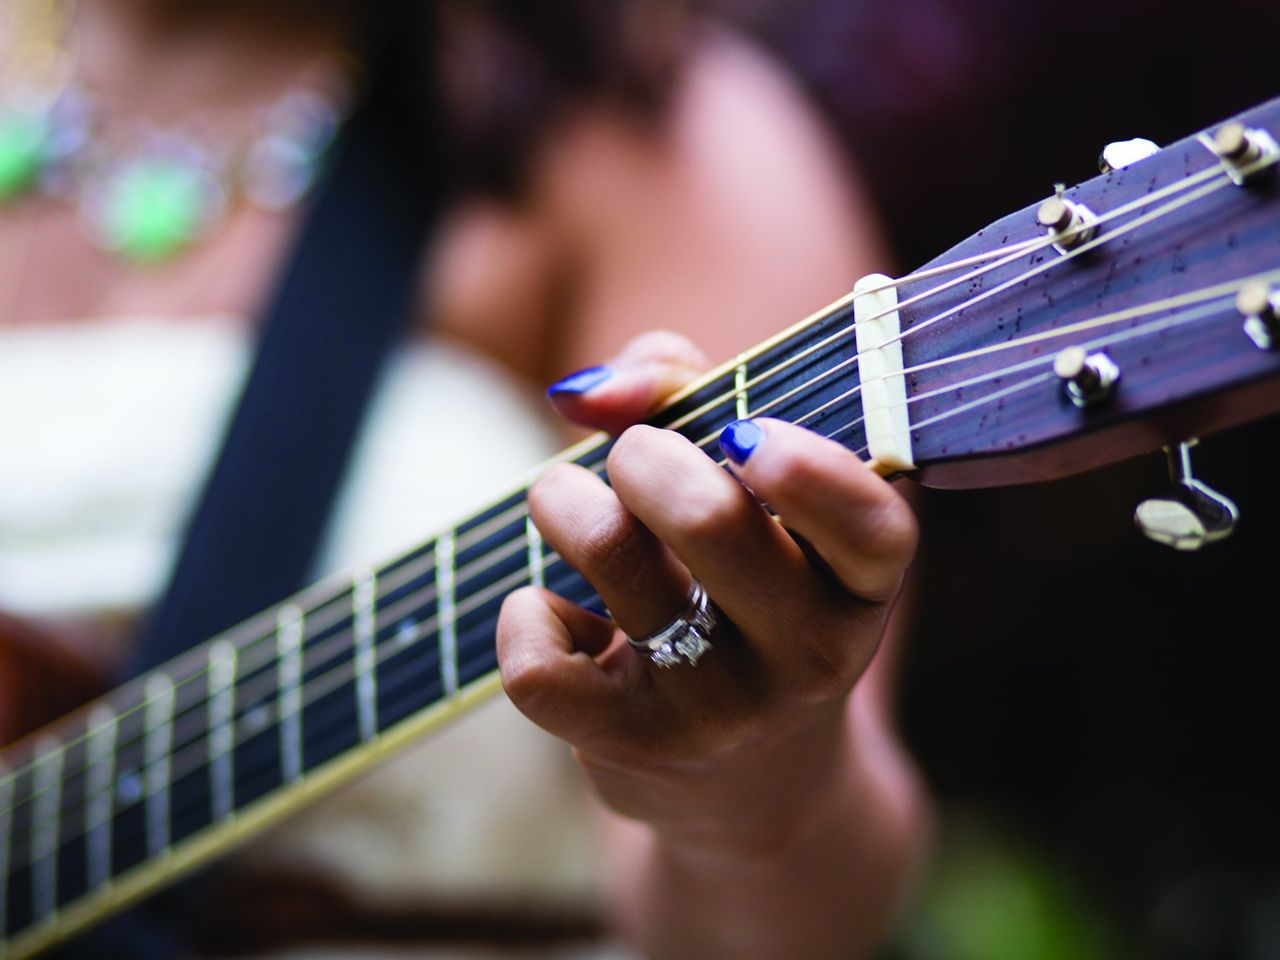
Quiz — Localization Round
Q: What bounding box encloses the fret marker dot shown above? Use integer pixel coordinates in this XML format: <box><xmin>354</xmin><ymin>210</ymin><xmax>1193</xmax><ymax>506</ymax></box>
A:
<box><xmin>116</xmin><ymin>773</ymin><xmax>143</xmax><ymax>804</ymax></box>
<box><xmin>244</xmin><ymin>704</ymin><xmax>271</xmax><ymax>733</ymax></box>
<box><xmin>397</xmin><ymin>619</ymin><xmax>417</xmax><ymax>647</ymax></box>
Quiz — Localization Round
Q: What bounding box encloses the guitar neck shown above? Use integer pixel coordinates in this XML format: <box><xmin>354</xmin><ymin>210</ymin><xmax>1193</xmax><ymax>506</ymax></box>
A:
<box><xmin>6</xmin><ymin>91</ymin><xmax>1280</xmax><ymax>959</ymax></box>
<box><xmin>0</xmin><ymin>295</ymin><xmax>869</xmax><ymax>959</ymax></box>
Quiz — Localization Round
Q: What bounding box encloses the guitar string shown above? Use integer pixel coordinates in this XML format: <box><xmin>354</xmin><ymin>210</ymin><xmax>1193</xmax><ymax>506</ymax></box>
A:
<box><xmin>2</xmin><ymin>559</ymin><xmax>590</xmax><ymax>874</ymax></box>
<box><xmin>0</xmin><ymin>275</ymin><xmax>1260</xmax><ymax>869</ymax></box>
<box><xmin>796</xmin><ymin>267</ymin><xmax>1280</xmax><ymax>438</ymax></box>
<box><xmin>5</xmin><ymin>287</ymin><xmax>1251</xmax><ymax>878</ymax></box>
<box><xmin>830</xmin><ymin>294</ymin><xmax>1244</xmax><ymax>454</ymax></box>
<box><xmin>0</xmin><ymin>146</ymin><xmax>1257</xmax><ymax>814</ymax></box>
<box><xmin>1</xmin><ymin>168</ymin><xmax>1263</xmax><ymax>848</ymax></box>
<box><xmin>870</xmin><ymin>168</ymin><xmax>1251</xmax><ymax>354</ymax></box>
<box><xmin>0</xmin><ymin>154</ymin><xmax>1254</xmax><ymax>833</ymax></box>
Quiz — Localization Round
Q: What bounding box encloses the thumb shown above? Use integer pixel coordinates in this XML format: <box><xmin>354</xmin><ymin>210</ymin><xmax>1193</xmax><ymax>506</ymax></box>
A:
<box><xmin>546</xmin><ymin>331</ymin><xmax>708</xmax><ymax>435</ymax></box>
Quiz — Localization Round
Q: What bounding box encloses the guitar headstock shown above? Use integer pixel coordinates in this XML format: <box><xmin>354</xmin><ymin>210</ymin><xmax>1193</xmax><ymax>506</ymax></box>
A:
<box><xmin>879</xmin><ymin>96</ymin><xmax>1280</xmax><ymax>490</ymax></box>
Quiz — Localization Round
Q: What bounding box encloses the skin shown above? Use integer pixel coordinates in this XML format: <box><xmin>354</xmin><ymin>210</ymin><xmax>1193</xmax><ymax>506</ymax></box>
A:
<box><xmin>505</xmin><ymin>340</ymin><xmax>927</xmax><ymax>959</ymax></box>
<box><xmin>1</xmin><ymin>2</ymin><xmax>928</xmax><ymax>955</ymax></box>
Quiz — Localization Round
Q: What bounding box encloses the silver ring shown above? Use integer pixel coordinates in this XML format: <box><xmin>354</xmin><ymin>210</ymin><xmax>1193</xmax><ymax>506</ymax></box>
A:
<box><xmin>626</xmin><ymin>580</ymin><xmax>718</xmax><ymax>668</ymax></box>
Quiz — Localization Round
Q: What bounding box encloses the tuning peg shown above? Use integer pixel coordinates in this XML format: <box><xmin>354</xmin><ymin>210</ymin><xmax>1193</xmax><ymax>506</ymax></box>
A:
<box><xmin>1134</xmin><ymin>440</ymin><xmax>1238</xmax><ymax>550</ymax></box>
<box><xmin>1099</xmin><ymin>138</ymin><xmax>1160</xmax><ymax>172</ymax></box>
<box><xmin>1236</xmin><ymin>280</ymin><xmax>1279</xmax><ymax>350</ymax></box>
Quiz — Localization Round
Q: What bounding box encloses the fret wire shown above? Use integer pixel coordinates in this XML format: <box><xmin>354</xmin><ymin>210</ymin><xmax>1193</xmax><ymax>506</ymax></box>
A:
<box><xmin>2</xmin><ymin>154</ymin><xmax>1249</xmax><ymax>870</ymax></box>
<box><xmin>353</xmin><ymin>571</ymin><xmax>379</xmax><ymax>743</ymax></box>
<box><xmin>435</xmin><ymin>533</ymin><xmax>459</xmax><ymax>697</ymax></box>
<box><xmin>72</xmin><ymin>268</ymin><xmax>1259</xmax><ymax>834</ymax></box>
<box><xmin>2</xmin><ymin>135</ymin><xmax>1268</xmax><ymax>954</ymax></box>
<box><xmin>0</xmin><ymin>152</ymin><xmax>1244</xmax><ymax>819</ymax></box>
<box><xmin>207</xmin><ymin>642</ymin><xmax>237</xmax><ymax>824</ymax></box>
<box><xmin>55</xmin><ymin>252</ymin><xmax>1198</xmax><ymax>870</ymax></box>
<box><xmin>7</xmin><ymin>550</ymin><xmax>571</xmax><ymax>877</ymax></box>
<box><xmin>143</xmin><ymin>674</ymin><xmax>175</xmax><ymax>860</ymax></box>
<box><xmin>276</xmin><ymin>607</ymin><xmax>305</xmax><ymax>785</ymax></box>
<box><xmin>20</xmin><ymin>248</ymin><xmax>1167</xmax><ymax>870</ymax></box>
<box><xmin>12</xmin><ymin>276</ymin><xmax>1121</xmax><ymax>870</ymax></box>
<box><xmin>735</xmin><ymin>356</ymin><xmax>750</xmax><ymax>420</ymax></box>
<box><xmin>0</xmin><ymin>154</ymin><xmax>1218</xmax><ymax>808</ymax></box>
<box><xmin>9</xmin><ymin>520</ymin><xmax>552</xmax><ymax>855</ymax></box>
<box><xmin>82</xmin><ymin>568</ymin><xmax>591</xmax><ymax>885</ymax></box>
<box><xmin>2</xmin><ymin>257</ymin><xmax>1218</xmax><ymax>865</ymax></box>
<box><xmin>2</xmin><ymin>363</ymin><xmax>849</xmax><ymax>860</ymax></box>
<box><xmin>30</xmin><ymin>737</ymin><xmax>62</xmax><ymax>924</ymax></box>
<box><xmin>526</xmin><ymin>518</ymin><xmax>545</xmax><ymax>589</ymax></box>
<box><xmin>665</xmin><ymin>155</ymin><xmax>1234</xmax><ymax>447</ymax></box>
<box><xmin>691</xmin><ymin>329</ymin><xmax>859</xmax><ymax>452</ymax></box>
<box><xmin>84</xmin><ymin>705</ymin><xmax>117</xmax><ymax>889</ymax></box>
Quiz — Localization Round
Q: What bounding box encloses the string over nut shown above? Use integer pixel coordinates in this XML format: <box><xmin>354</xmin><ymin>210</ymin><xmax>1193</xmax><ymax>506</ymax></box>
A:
<box><xmin>1054</xmin><ymin>347</ymin><xmax>1119</xmax><ymax>408</ymax></box>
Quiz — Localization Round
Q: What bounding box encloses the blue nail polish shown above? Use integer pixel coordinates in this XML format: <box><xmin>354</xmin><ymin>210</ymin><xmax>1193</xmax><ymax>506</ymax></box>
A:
<box><xmin>547</xmin><ymin>365</ymin><xmax>612</xmax><ymax>398</ymax></box>
<box><xmin>720</xmin><ymin>419</ymin><xmax>764</xmax><ymax>466</ymax></box>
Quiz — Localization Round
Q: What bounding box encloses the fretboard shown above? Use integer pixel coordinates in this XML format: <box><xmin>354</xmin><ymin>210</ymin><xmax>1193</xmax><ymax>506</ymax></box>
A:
<box><xmin>0</xmin><ymin>294</ymin><xmax>867</xmax><ymax>959</ymax></box>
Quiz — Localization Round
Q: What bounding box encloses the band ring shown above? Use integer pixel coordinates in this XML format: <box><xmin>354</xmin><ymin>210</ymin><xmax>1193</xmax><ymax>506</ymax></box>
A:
<box><xmin>625</xmin><ymin>579</ymin><xmax>718</xmax><ymax>668</ymax></box>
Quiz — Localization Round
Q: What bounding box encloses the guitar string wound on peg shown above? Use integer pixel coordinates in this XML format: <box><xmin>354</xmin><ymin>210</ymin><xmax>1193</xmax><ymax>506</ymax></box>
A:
<box><xmin>1134</xmin><ymin>440</ymin><xmax>1239</xmax><ymax>550</ymax></box>
<box><xmin>1098</xmin><ymin>138</ymin><xmax>1160</xmax><ymax>173</ymax></box>
<box><xmin>1054</xmin><ymin>346</ymin><xmax>1119</xmax><ymax>408</ymax></box>
<box><xmin>1036</xmin><ymin>195</ymin><xmax>1098</xmax><ymax>254</ymax></box>
<box><xmin>1202</xmin><ymin>121</ymin><xmax>1280</xmax><ymax>185</ymax></box>
<box><xmin>1235</xmin><ymin>280</ymin><xmax>1279</xmax><ymax>350</ymax></box>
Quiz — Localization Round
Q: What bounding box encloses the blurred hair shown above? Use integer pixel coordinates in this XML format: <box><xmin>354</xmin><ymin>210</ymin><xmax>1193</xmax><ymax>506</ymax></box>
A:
<box><xmin>427</xmin><ymin>0</ymin><xmax>697</xmax><ymax>196</ymax></box>
<box><xmin>133</xmin><ymin>0</ymin><xmax>697</xmax><ymax>197</ymax></box>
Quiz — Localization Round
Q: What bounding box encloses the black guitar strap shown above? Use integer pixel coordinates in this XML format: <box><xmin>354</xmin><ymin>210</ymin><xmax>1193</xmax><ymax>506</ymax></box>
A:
<box><xmin>59</xmin><ymin>26</ymin><xmax>449</xmax><ymax>960</ymax></box>
<box><xmin>134</xmin><ymin>33</ymin><xmax>447</xmax><ymax>672</ymax></box>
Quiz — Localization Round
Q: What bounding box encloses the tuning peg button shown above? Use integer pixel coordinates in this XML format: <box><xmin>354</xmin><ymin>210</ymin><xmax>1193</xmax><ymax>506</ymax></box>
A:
<box><xmin>1207</xmin><ymin>121</ymin><xmax>1279</xmax><ymax>185</ymax></box>
<box><xmin>1054</xmin><ymin>347</ymin><xmax>1119</xmax><ymax>408</ymax></box>
<box><xmin>1036</xmin><ymin>195</ymin><xmax>1098</xmax><ymax>251</ymax></box>
<box><xmin>1236</xmin><ymin>281</ymin><xmax>1279</xmax><ymax>350</ymax></box>
<box><xmin>1135</xmin><ymin>441</ymin><xmax>1238</xmax><ymax>550</ymax></box>
<box><xmin>1098</xmin><ymin>138</ymin><xmax>1160</xmax><ymax>172</ymax></box>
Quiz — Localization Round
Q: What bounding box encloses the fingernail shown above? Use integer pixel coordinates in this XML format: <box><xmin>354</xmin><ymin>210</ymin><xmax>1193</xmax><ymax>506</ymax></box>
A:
<box><xmin>720</xmin><ymin>418</ymin><xmax>764</xmax><ymax>466</ymax></box>
<box><xmin>547</xmin><ymin>365</ymin><xmax>613</xmax><ymax>398</ymax></box>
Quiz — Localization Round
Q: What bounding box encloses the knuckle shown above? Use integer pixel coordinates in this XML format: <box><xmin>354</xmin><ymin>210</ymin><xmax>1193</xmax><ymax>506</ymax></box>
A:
<box><xmin>674</xmin><ymin>483</ymin><xmax>749</xmax><ymax>542</ymax></box>
<box><xmin>862</xmin><ymin>498</ymin><xmax>919</xmax><ymax>565</ymax></box>
<box><xmin>605</xmin><ymin>424</ymin><xmax>658</xmax><ymax>481</ymax></box>
<box><xmin>499</xmin><ymin>644</ymin><xmax>559</xmax><ymax>713</ymax></box>
<box><xmin>526</xmin><ymin>463</ymin><xmax>582</xmax><ymax>520</ymax></box>
<box><xmin>576</xmin><ymin>510</ymin><xmax>650</xmax><ymax>583</ymax></box>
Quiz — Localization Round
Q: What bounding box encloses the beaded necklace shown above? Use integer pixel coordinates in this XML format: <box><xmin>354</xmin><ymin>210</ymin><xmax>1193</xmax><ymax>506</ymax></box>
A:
<box><xmin>0</xmin><ymin>0</ymin><xmax>350</xmax><ymax>263</ymax></box>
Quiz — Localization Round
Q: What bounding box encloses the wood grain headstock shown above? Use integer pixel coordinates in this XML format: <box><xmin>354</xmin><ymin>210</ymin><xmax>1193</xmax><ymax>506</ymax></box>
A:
<box><xmin>886</xmin><ymin>97</ymin><xmax>1280</xmax><ymax>489</ymax></box>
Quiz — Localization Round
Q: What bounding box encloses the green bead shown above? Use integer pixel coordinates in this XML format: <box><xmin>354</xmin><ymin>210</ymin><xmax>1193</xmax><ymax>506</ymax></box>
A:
<box><xmin>0</xmin><ymin>109</ymin><xmax>49</xmax><ymax>200</ymax></box>
<box><xmin>97</xmin><ymin>161</ymin><xmax>210</xmax><ymax>263</ymax></box>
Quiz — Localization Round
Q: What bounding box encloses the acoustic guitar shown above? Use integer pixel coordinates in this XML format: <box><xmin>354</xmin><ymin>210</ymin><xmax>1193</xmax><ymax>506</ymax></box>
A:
<box><xmin>2</xmin><ymin>96</ymin><xmax>1278</xmax><ymax>959</ymax></box>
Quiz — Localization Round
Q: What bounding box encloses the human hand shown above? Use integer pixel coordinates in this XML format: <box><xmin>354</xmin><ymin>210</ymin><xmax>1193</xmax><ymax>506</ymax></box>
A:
<box><xmin>497</xmin><ymin>332</ymin><xmax>918</xmax><ymax>853</ymax></box>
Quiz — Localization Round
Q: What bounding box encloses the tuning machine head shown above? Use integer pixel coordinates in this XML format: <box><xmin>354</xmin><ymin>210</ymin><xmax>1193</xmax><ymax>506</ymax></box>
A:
<box><xmin>1054</xmin><ymin>347</ymin><xmax>1119</xmax><ymax>408</ymax></box>
<box><xmin>1099</xmin><ymin>138</ymin><xmax>1160</xmax><ymax>173</ymax></box>
<box><xmin>1236</xmin><ymin>281</ymin><xmax>1279</xmax><ymax>350</ymax></box>
<box><xmin>1135</xmin><ymin>440</ymin><xmax>1238</xmax><ymax>550</ymax></box>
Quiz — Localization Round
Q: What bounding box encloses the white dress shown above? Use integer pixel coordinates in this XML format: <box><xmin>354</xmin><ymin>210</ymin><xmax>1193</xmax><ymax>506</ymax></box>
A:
<box><xmin>0</xmin><ymin>318</ymin><xmax>632</xmax><ymax>959</ymax></box>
